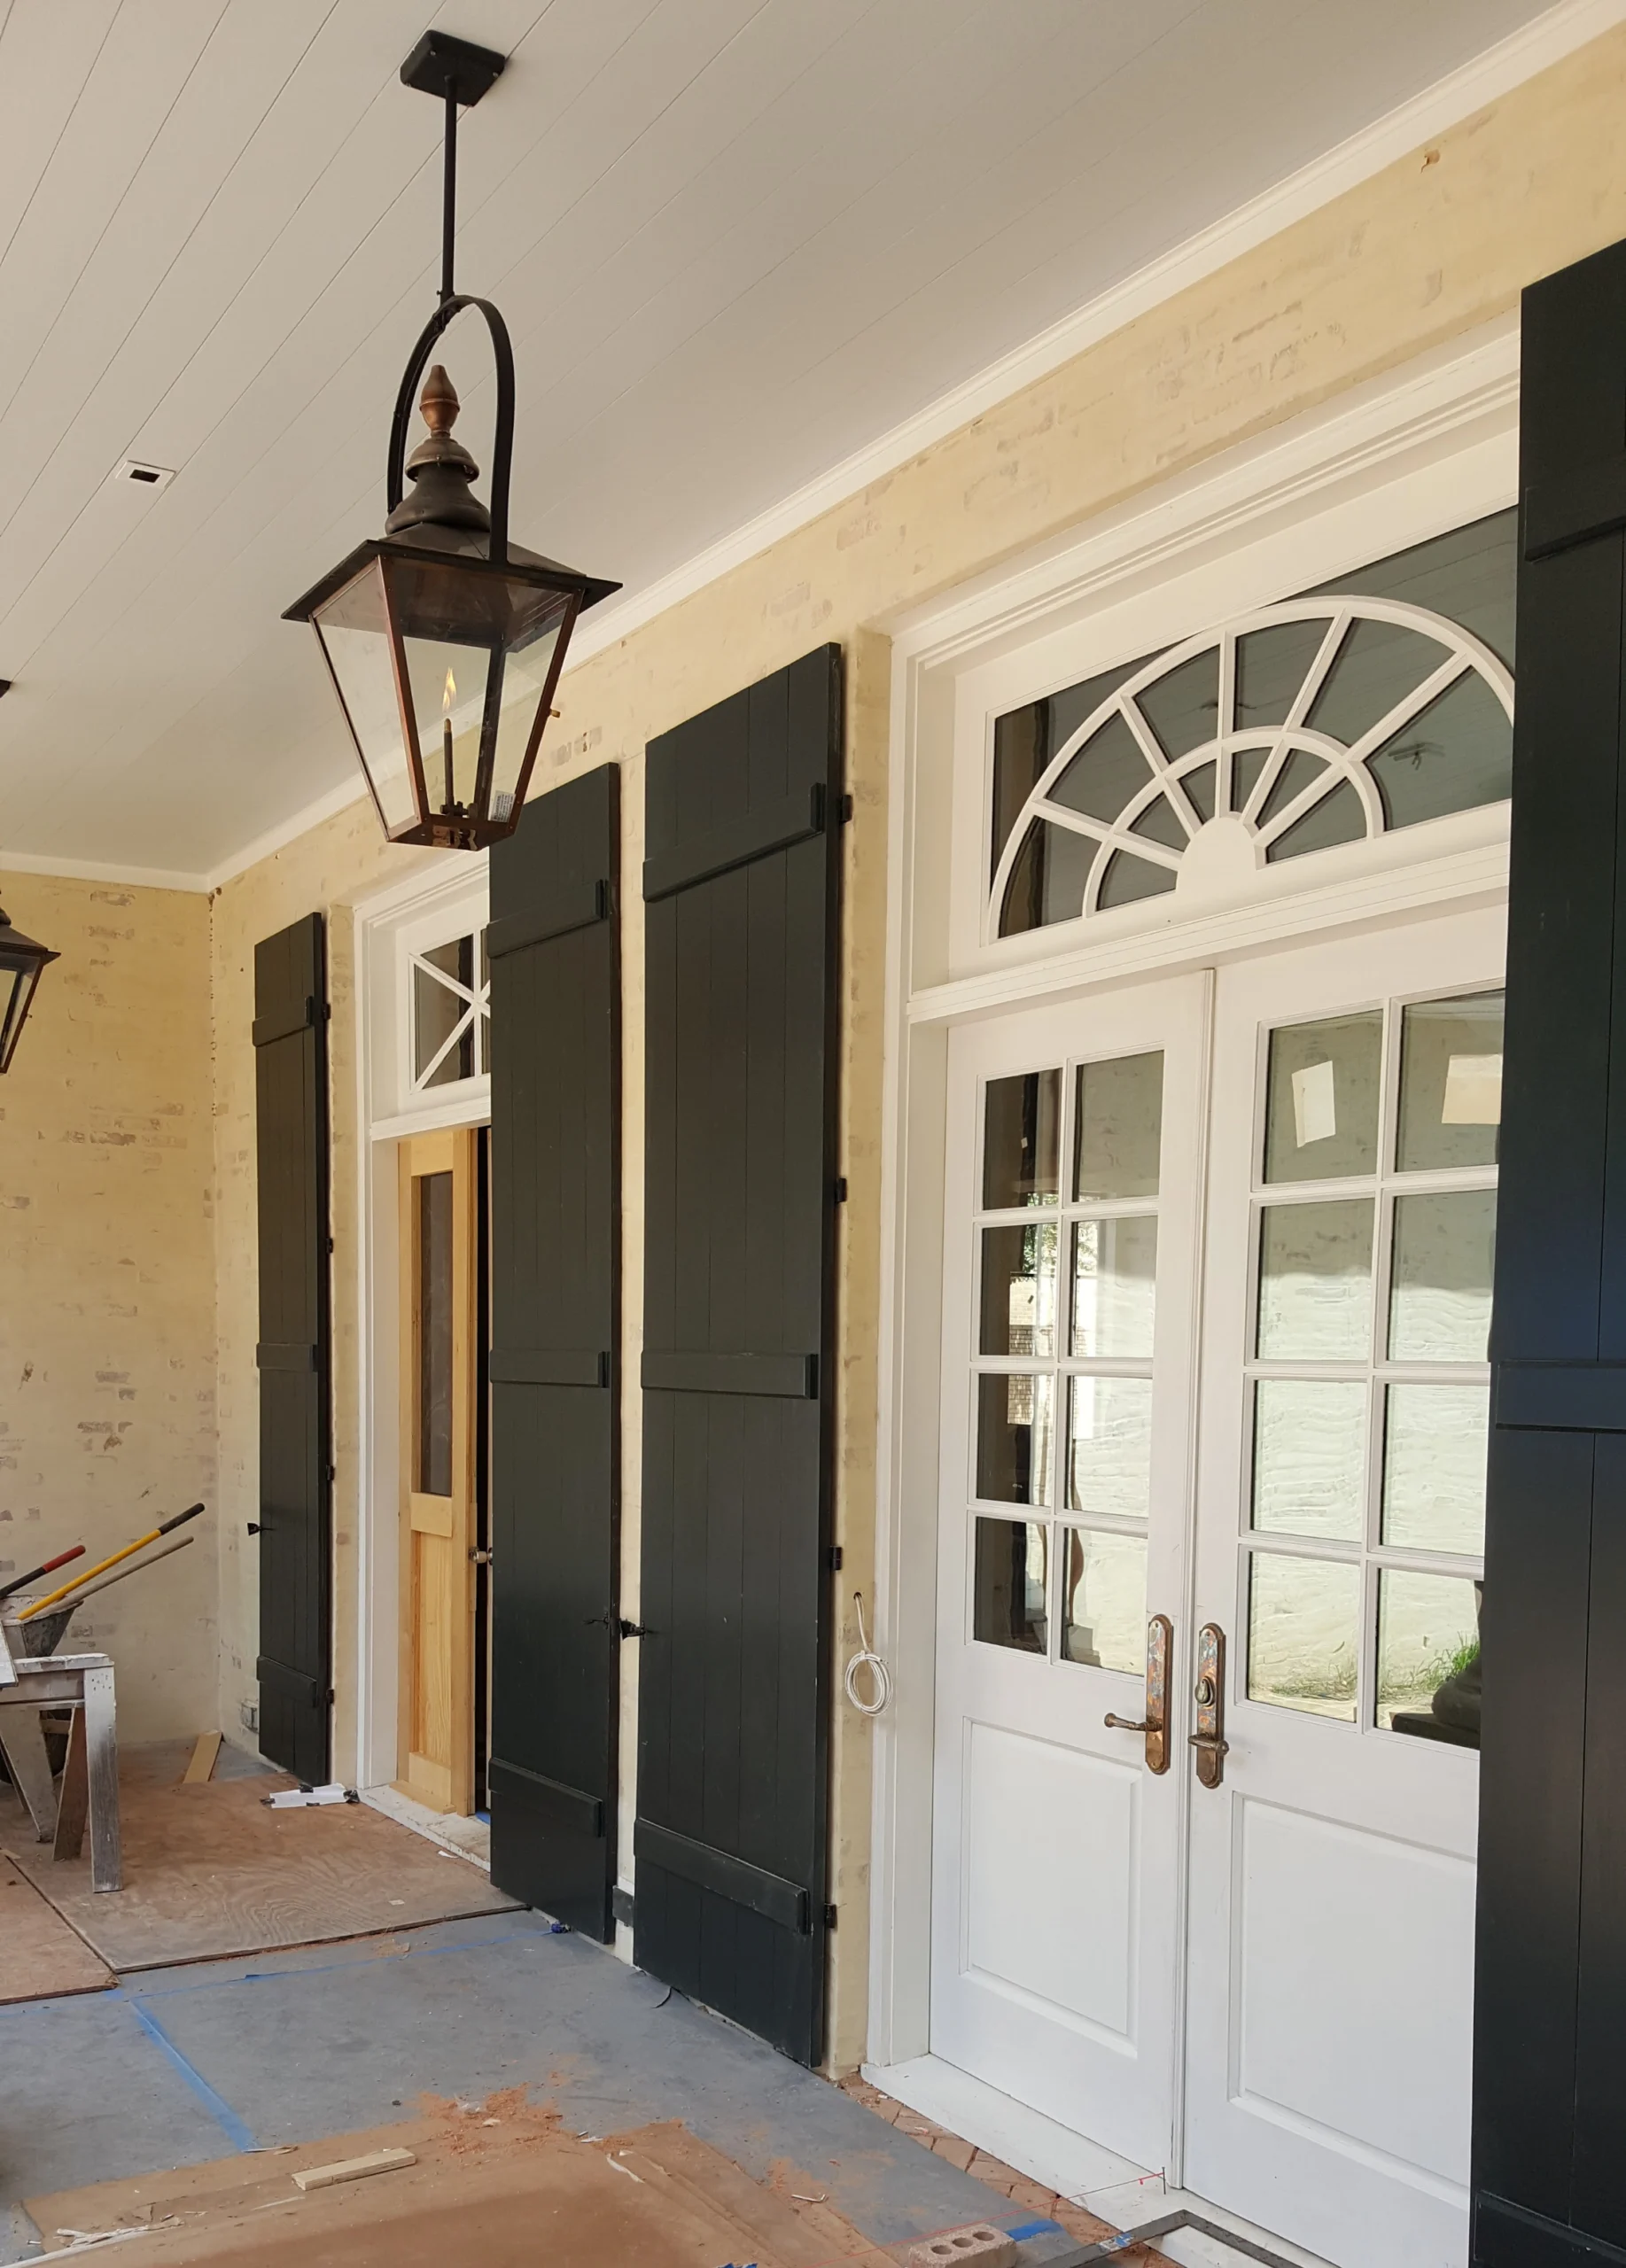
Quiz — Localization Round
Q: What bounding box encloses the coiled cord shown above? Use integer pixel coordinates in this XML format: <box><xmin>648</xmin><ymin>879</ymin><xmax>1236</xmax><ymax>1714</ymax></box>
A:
<box><xmin>843</xmin><ymin>1590</ymin><xmax>891</xmax><ymax>1717</ymax></box>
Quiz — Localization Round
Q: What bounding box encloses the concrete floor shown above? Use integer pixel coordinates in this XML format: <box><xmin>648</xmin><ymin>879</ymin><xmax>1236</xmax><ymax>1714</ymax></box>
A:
<box><xmin>0</xmin><ymin>1910</ymin><xmax>1078</xmax><ymax>2263</ymax></box>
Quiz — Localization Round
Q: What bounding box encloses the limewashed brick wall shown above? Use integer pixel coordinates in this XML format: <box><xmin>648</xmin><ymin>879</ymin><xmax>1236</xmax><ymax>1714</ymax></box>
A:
<box><xmin>0</xmin><ymin>872</ymin><xmax>216</xmax><ymax>1741</ymax></box>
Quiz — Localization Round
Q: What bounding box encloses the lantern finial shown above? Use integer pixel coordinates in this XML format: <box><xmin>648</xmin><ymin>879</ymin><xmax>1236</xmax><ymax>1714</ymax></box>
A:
<box><xmin>419</xmin><ymin>363</ymin><xmax>460</xmax><ymax>436</ymax></box>
<box><xmin>386</xmin><ymin>361</ymin><xmax>487</xmax><ymax>539</ymax></box>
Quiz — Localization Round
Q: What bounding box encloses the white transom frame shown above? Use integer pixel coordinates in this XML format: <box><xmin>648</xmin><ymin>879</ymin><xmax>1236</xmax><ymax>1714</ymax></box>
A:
<box><xmin>984</xmin><ymin>594</ymin><xmax>1515</xmax><ymax>944</ymax></box>
<box><xmin>408</xmin><ymin>937</ymin><xmax>490</xmax><ymax>1095</ymax></box>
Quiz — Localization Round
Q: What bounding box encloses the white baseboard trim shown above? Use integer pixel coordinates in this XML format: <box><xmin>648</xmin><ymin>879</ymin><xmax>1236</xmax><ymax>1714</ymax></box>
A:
<box><xmin>359</xmin><ymin>1781</ymin><xmax>491</xmax><ymax>1871</ymax></box>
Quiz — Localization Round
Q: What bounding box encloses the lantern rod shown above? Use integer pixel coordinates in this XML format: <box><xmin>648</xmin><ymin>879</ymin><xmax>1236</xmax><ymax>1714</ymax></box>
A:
<box><xmin>441</xmin><ymin>89</ymin><xmax>457</xmax><ymax>305</ymax></box>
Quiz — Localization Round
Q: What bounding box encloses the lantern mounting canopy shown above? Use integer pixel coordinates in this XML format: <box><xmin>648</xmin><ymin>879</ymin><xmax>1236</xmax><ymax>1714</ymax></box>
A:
<box><xmin>400</xmin><ymin>30</ymin><xmax>506</xmax><ymax>107</ymax></box>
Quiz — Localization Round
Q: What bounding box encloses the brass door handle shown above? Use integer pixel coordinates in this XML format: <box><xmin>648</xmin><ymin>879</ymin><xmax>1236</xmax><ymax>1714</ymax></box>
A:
<box><xmin>1103</xmin><ymin>1612</ymin><xmax>1172</xmax><ymax>1774</ymax></box>
<box><xmin>1190</xmin><ymin>1621</ymin><xmax>1228</xmax><ymax>1788</ymax></box>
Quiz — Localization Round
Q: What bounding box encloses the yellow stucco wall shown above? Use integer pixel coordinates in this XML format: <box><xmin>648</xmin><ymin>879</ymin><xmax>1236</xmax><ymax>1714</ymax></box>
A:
<box><xmin>0</xmin><ymin>873</ymin><xmax>216</xmax><ymax>1741</ymax></box>
<box><xmin>204</xmin><ymin>22</ymin><xmax>1626</xmax><ymax>2068</ymax></box>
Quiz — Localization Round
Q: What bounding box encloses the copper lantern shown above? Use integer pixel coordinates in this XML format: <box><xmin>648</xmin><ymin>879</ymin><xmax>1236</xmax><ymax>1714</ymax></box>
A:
<box><xmin>0</xmin><ymin>905</ymin><xmax>58</xmax><ymax>1073</ymax></box>
<box><xmin>283</xmin><ymin>32</ymin><xmax>619</xmax><ymax>851</ymax></box>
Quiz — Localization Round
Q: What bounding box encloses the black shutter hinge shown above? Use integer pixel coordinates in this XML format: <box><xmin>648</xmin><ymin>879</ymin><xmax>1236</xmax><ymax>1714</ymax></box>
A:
<box><xmin>618</xmin><ymin>1618</ymin><xmax>654</xmax><ymax>1639</ymax></box>
<box><xmin>833</xmin><ymin>1177</ymin><xmax>848</xmax><ymax>1204</ymax></box>
<box><xmin>838</xmin><ymin>794</ymin><xmax>853</xmax><ymax>824</ymax></box>
<box><xmin>827</xmin><ymin>1545</ymin><xmax>844</xmax><ymax>1573</ymax></box>
<box><xmin>327</xmin><ymin>1463</ymin><xmax>337</xmax><ymax>1482</ymax></box>
<box><xmin>612</xmin><ymin>1884</ymin><xmax>635</xmax><ymax>1930</ymax></box>
<box><xmin>823</xmin><ymin>1903</ymin><xmax>837</xmax><ymax>1930</ymax></box>
<box><xmin>245</xmin><ymin>1522</ymin><xmax>261</xmax><ymax>1534</ymax></box>
<box><xmin>327</xmin><ymin>1237</ymin><xmax>335</xmax><ymax>1254</ymax></box>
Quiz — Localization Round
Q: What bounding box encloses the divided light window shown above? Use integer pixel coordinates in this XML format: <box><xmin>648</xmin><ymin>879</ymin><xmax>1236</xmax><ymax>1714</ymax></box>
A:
<box><xmin>411</xmin><ymin>928</ymin><xmax>491</xmax><ymax>1091</ymax></box>
<box><xmin>990</xmin><ymin>511</ymin><xmax>1517</xmax><ymax>938</ymax></box>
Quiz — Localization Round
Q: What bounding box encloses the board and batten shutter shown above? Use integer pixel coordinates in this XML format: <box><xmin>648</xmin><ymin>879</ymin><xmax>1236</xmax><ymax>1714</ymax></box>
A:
<box><xmin>635</xmin><ymin>646</ymin><xmax>844</xmax><ymax>2066</ymax></box>
<box><xmin>1475</xmin><ymin>237</ymin><xmax>1626</xmax><ymax>2266</ymax></box>
<box><xmin>253</xmin><ymin>913</ymin><xmax>331</xmax><ymax>1784</ymax></box>
<box><xmin>487</xmin><ymin>765</ymin><xmax>621</xmax><ymax>1938</ymax></box>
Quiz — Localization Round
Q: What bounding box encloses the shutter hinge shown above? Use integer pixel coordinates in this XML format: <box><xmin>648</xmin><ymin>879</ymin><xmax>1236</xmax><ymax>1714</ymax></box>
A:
<box><xmin>327</xmin><ymin>1463</ymin><xmax>337</xmax><ymax>1483</ymax></box>
<box><xmin>612</xmin><ymin>1884</ymin><xmax>635</xmax><ymax>1930</ymax></box>
<box><xmin>838</xmin><ymin>793</ymin><xmax>853</xmax><ymax>824</ymax></box>
<box><xmin>327</xmin><ymin>1237</ymin><xmax>335</xmax><ymax>1254</ymax></box>
<box><xmin>823</xmin><ymin>1903</ymin><xmax>837</xmax><ymax>1930</ymax></box>
<box><xmin>827</xmin><ymin>1545</ymin><xmax>844</xmax><ymax>1573</ymax></box>
<box><xmin>618</xmin><ymin>1618</ymin><xmax>654</xmax><ymax>1639</ymax></box>
<box><xmin>327</xmin><ymin>1689</ymin><xmax>336</xmax><ymax>1705</ymax></box>
<box><xmin>833</xmin><ymin>1176</ymin><xmax>848</xmax><ymax>1204</ymax></box>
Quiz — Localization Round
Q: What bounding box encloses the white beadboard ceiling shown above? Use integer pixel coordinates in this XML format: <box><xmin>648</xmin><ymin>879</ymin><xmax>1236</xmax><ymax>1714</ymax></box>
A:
<box><xmin>0</xmin><ymin>0</ymin><xmax>1582</xmax><ymax>882</ymax></box>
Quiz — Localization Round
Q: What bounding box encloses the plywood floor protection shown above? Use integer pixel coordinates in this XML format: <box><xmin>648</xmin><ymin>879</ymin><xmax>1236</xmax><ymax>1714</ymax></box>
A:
<box><xmin>0</xmin><ymin>1860</ymin><xmax>113</xmax><ymax>2004</ymax></box>
<box><xmin>1</xmin><ymin>1746</ymin><xmax>515</xmax><ymax>1972</ymax></box>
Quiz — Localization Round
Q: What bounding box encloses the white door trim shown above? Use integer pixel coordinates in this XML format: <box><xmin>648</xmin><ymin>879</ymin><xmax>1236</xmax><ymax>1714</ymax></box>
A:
<box><xmin>347</xmin><ymin>856</ymin><xmax>489</xmax><ymax>1795</ymax></box>
<box><xmin>867</xmin><ymin>322</ymin><xmax>1518</xmax><ymax>2103</ymax></box>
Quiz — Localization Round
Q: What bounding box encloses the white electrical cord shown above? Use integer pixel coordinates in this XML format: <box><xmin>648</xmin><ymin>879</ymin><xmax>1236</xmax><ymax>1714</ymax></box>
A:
<box><xmin>844</xmin><ymin>1590</ymin><xmax>892</xmax><ymax>1717</ymax></box>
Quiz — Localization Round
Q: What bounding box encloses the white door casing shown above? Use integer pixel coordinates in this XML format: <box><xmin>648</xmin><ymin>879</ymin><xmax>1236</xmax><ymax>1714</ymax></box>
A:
<box><xmin>931</xmin><ymin>976</ymin><xmax>1210</xmax><ymax>2170</ymax></box>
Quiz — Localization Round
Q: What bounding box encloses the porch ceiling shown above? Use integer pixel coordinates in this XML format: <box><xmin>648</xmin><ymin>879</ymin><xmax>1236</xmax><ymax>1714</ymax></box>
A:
<box><xmin>0</xmin><ymin>0</ymin><xmax>1566</xmax><ymax>883</ymax></box>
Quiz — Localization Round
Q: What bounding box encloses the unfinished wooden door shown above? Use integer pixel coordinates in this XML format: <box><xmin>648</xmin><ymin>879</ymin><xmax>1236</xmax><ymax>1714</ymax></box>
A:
<box><xmin>399</xmin><ymin>1126</ymin><xmax>479</xmax><ymax>1815</ymax></box>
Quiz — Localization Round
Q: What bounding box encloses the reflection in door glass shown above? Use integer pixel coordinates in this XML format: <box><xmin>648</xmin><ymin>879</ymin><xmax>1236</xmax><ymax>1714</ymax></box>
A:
<box><xmin>1061</xmin><ymin>1528</ymin><xmax>1147</xmax><ymax>1674</ymax></box>
<box><xmin>976</xmin><ymin>1373</ymin><xmax>1054</xmax><ymax>1506</ymax></box>
<box><xmin>418</xmin><ymin>1170</ymin><xmax>454</xmax><ymax>1496</ymax></box>
<box><xmin>979</xmin><ymin>1223</ymin><xmax>1058</xmax><ymax>1358</ymax></box>
<box><xmin>1066</xmin><ymin>1376</ymin><xmax>1152</xmax><ymax>1520</ymax></box>
<box><xmin>1389</xmin><ymin>1189</ymin><xmax>1496</xmax><ymax>1361</ymax></box>
<box><xmin>1074</xmin><ymin>1052</ymin><xmax>1163</xmax><ymax>1200</ymax></box>
<box><xmin>984</xmin><ymin>1070</ymin><xmax>1062</xmax><ymax>1208</ymax></box>
<box><xmin>1376</xmin><ymin>1567</ymin><xmax>1481</xmax><ymax>1730</ymax></box>
<box><xmin>1247</xmin><ymin>1550</ymin><xmax>1361</xmax><ymax>1720</ymax></box>
<box><xmin>1070</xmin><ymin>1216</ymin><xmax>1157</xmax><ymax>1355</ymax></box>
<box><xmin>1397</xmin><ymin>991</ymin><xmax>1503</xmax><ymax>1171</ymax></box>
<box><xmin>1250</xmin><ymin>1379</ymin><xmax>1365</xmax><ymax>1541</ymax></box>
<box><xmin>1381</xmin><ymin>1383</ymin><xmax>1490</xmax><ymax>1554</ymax></box>
<box><xmin>1263</xmin><ymin>1012</ymin><xmax>1383</xmax><ymax>1183</ymax></box>
<box><xmin>1256</xmin><ymin>1200</ymin><xmax>1373</xmax><ymax>1360</ymax></box>
<box><xmin>973</xmin><ymin>1518</ymin><xmax>1048</xmax><ymax>1652</ymax></box>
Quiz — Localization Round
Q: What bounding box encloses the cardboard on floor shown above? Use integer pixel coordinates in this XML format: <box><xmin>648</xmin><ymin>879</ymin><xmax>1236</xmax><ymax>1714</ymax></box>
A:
<box><xmin>27</xmin><ymin>2104</ymin><xmax>901</xmax><ymax>2266</ymax></box>
<box><xmin>1</xmin><ymin>1745</ymin><xmax>515</xmax><ymax>1970</ymax></box>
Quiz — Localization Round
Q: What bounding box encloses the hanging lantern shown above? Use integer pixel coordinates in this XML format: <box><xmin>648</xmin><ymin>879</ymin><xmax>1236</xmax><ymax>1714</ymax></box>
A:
<box><xmin>283</xmin><ymin>32</ymin><xmax>619</xmax><ymax>850</ymax></box>
<box><xmin>0</xmin><ymin>905</ymin><xmax>59</xmax><ymax>1073</ymax></box>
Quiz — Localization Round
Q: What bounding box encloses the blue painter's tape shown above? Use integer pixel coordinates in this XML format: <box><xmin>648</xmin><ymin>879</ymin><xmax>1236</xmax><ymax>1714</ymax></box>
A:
<box><xmin>1005</xmin><ymin>2219</ymin><xmax>1064</xmax><ymax>2240</ymax></box>
<box><xmin>122</xmin><ymin>1994</ymin><xmax>257</xmax><ymax>2153</ymax></box>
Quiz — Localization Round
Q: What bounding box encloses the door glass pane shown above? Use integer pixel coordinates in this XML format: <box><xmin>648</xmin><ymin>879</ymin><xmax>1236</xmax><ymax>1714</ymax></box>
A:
<box><xmin>1061</xmin><ymin>1528</ymin><xmax>1147</xmax><ymax>1674</ymax></box>
<box><xmin>1389</xmin><ymin>1188</ymin><xmax>1496</xmax><ymax>1361</ymax></box>
<box><xmin>1263</xmin><ymin>1012</ymin><xmax>1383</xmax><ymax>1183</ymax></box>
<box><xmin>1248</xmin><ymin>1551</ymin><xmax>1361</xmax><ymax>1720</ymax></box>
<box><xmin>1256</xmin><ymin>1199</ymin><xmax>1373</xmax><ymax>1359</ymax></box>
<box><xmin>1396</xmin><ymin>991</ymin><xmax>1504</xmax><ymax>1171</ymax></box>
<box><xmin>984</xmin><ymin>1070</ymin><xmax>1062</xmax><ymax>1208</ymax></box>
<box><xmin>417</xmin><ymin>1170</ymin><xmax>454</xmax><ymax>1496</ymax></box>
<box><xmin>1376</xmin><ymin>1568</ymin><xmax>1481</xmax><ymax>1730</ymax></box>
<box><xmin>1251</xmin><ymin>1379</ymin><xmax>1365</xmax><ymax>1541</ymax></box>
<box><xmin>1381</xmin><ymin>1383</ymin><xmax>1490</xmax><ymax>1554</ymax></box>
<box><xmin>979</xmin><ymin>1223</ymin><xmax>1059</xmax><ymax>1358</ymax></box>
<box><xmin>976</xmin><ymin>1373</ymin><xmax>1054</xmax><ymax>1506</ymax></box>
<box><xmin>1066</xmin><ymin>1376</ymin><xmax>1152</xmax><ymax>1520</ymax></box>
<box><xmin>1074</xmin><ymin>1052</ymin><xmax>1163</xmax><ymax>1200</ymax></box>
<box><xmin>973</xmin><ymin>1518</ymin><xmax>1048</xmax><ymax>1652</ymax></box>
<box><xmin>1070</xmin><ymin>1216</ymin><xmax>1157</xmax><ymax>1356</ymax></box>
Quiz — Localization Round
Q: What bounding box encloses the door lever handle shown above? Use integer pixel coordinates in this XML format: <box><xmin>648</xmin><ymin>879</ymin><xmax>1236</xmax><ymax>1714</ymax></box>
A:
<box><xmin>1102</xmin><ymin>1612</ymin><xmax>1172</xmax><ymax>1774</ymax></box>
<box><xmin>1190</xmin><ymin>1621</ymin><xmax>1228</xmax><ymax>1788</ymax></box>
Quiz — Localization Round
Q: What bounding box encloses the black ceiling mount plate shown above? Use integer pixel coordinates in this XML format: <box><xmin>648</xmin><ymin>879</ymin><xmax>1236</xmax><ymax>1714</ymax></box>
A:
<box><xmin>400</xmin><ymin>29</ymin><xmax>506</xmax><ymax>106</ymax></box>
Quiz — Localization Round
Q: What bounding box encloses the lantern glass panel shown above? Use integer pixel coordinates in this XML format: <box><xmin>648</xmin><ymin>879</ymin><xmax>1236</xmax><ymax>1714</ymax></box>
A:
<box><xmin>0</xmin><ymin>959</ymin><xmax>43</xmax><ymax>1073</ymax></box>
<box><xmin>400</xmin><ymin>633</ymin><xmax>495</xmax><ymax>822</ymax></box>
<box><xmin>312</xmin><ymin>563</ymin><xmax>416</xmax><ymax>834</ymax></box>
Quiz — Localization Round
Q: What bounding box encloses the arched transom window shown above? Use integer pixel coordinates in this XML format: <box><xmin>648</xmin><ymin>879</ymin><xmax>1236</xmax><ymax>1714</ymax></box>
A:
<box><xmin>990</xmin><ymin>510</ymin><xmax>1516</xmax><ymax>940</ymax></box>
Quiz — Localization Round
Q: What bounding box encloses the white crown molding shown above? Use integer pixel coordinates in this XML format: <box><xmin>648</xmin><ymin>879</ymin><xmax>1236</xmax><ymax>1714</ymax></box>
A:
<box><xmin>12</xmin><ymin>0</ymin><xmax>1611</xmax><ymax>897</ymax></box>
<box><xmin>0</xmin><ymin>847</ymin><xmax>210</xmax><ymax>894</ymax></box>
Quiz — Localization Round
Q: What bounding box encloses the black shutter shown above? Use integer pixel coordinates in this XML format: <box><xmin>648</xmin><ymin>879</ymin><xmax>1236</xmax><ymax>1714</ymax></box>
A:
<box><xmin>488</xmin><ymin>765</ymin><xmax>620</xmax><ymax>1938</ymax></box>
<box><xmin>1474</xmin><ymin>239</ymin><xmax>1626</xmax><ymax>2265</ymax></box>
<box><xmin>636</xmin><ymin>645</ymin><xmax>843</xmax><ymax>2066</ymax></box>
<box><xmin>253</xmin><ymin>913</ymin><xmax>331</xmax><ymax>1783</ymax></box>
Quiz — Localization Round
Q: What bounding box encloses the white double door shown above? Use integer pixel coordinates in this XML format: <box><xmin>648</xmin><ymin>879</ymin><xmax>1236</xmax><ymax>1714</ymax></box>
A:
<box><xmin>930</xmin><ymin>905</ymin><xmax>1498</xmax><ymax>2268</ymax></box>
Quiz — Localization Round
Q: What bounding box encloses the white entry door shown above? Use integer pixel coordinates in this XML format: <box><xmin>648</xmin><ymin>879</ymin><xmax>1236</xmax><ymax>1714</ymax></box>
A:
<box><xmin>930</xmin><ymin>975</ymin><xmax>1210</xmax><ymax>2170</ymax></box>
<box><xmin>1183</xmin><ymin>905</ymin><xmax>1500</xmax><ymax>2268</ymax></box>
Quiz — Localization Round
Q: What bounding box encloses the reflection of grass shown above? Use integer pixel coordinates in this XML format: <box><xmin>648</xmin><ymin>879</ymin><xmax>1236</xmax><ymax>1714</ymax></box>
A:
<box><xmin>1273</xmin><ymin>1656</ymin><xmax>1357</xmax><ymax>1701</ymax></box>
<box><xmin>1428</xmin><ymin>1638</ymin><xmax>1479</xmax><ymax>1685</ymax></box>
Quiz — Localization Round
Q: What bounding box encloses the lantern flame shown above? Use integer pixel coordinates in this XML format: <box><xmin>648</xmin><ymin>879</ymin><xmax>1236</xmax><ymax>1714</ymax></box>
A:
<box><xmin>442</xmin><ymin>667</ymin><xmax>456</xmax><ymax>715</ymax></box>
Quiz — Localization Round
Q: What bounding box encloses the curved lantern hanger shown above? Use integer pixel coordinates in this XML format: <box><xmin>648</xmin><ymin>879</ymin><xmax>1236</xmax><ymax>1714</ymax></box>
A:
<box><xmin>282</xmin><ymin>29</ymin><xmax>619</xmax><ymax>853</ymax></box>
